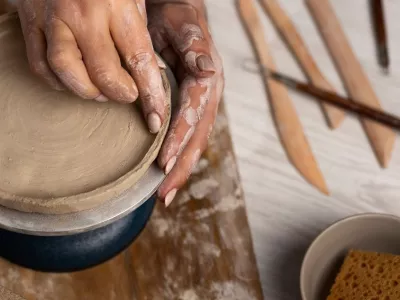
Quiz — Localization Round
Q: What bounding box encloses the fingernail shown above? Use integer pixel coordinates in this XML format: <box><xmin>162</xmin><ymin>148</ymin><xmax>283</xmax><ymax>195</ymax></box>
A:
<box><xmin>156</xmin><ymin>55</ymin><xmax>167</xmax><ymax>69</ymax></box>
<box><xmin>165</xmin><ymin>189</ymin><xmax>178</xmax><ymax>207</ymax></box>
<box><xmin>95</xmin><ymin>94</ymin><xmax>108</xmax><ymax>102</ymax></box>
<box><xmin>196</xmin><ymin>55</ymin><xmax>216</xmax><ymax>73</ymax></box>
<box><xmin>165</xmin><ymin>156</ymin><xmax>176</xmax><ymax>174</ymax></box>
<box><xmin>147</xmin><ymin>113</ymin><xmax>162</xmax><ymax>133</ymax></box>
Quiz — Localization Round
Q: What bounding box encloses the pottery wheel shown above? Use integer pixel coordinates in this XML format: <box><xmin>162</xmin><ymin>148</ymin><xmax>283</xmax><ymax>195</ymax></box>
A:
<box><xmin>0</xmin><ymin>14</ymin><xmax>171</xmax><ymax>214</ymax></box>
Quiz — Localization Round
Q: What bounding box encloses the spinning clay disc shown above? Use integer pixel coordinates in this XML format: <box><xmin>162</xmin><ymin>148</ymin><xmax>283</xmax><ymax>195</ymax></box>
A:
<box><xmin>0</xmin><ymin>14</ymin><xmax>171</xmax><ymax>214</ymax></box>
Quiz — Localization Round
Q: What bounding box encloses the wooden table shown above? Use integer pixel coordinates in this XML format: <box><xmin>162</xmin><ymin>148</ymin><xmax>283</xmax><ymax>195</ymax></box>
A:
<box><xmin>3</xmin><ymin>0</ymin><xmax>400</xmax><ymax>299</ymax></box>
<box><xmin>207</xmin><ymin>0</ymin><xmax>400</xmax><ymax>299</ymax></box>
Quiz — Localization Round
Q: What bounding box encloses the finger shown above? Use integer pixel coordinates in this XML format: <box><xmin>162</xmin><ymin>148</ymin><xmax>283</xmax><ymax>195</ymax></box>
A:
<box><xmin>157</xmin><ymin>75</ymin><xmax>213</xmax><ymax>169</ymax></box>
<box><xmin>111</xmin><ymin>0</ymin><xmax>166</xmax><ymax>133</ymax></box>
<box><xmin>163</xmin><ymin>4</ymin><xmax>216</xmax><ymax>77</ymax></box>
<box><xmin>136</xmin><ymin>0</ymin><xmax>147</xmax><ymax>24</ymax></box>
<box><xmin>64</xmin><ymin>15</ymin><xmax>139</xmax><ymax>103</ymax></box>
<box><xmin>157</xmin><ymin>87</ymin><xmax>219</xmax><ymax>206</ymax></box>
<box><xmin>46</xmin><ymin>18</ymin><xmax>103</xmax><ymax>100</ymax></box>
<box><xmin>17</xmin><ymin>14</ymin><xmax>63</xmax><ymax>90</ymax></box>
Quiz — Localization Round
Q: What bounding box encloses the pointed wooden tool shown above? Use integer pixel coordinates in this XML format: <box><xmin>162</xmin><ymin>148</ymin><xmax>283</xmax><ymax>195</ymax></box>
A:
<box><xmin>258</xmin><ymin>0</ymin><xmax>345</xmax><ymax>129</ymax></box>
<box><xmin>237</xmin><ymin>0</ymin><xmax>329</xmax><ymax>195</ymax></box>
<box><xmin>306</xmin><ymin>0</ymin><xmax>396</xmax><ymax>168</ymax></box>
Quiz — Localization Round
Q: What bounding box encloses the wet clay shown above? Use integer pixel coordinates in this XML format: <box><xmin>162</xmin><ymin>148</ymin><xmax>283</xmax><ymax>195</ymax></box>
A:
<box><xmin>0</xmin><ymin>14</ymin><xmax>171</xmax><ymax>214</ymax></box>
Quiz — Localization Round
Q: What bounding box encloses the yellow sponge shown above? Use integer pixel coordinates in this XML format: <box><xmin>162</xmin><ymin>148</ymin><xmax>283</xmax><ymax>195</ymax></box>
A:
<box><xmin>327</xmin><ymin>249</ymin><xmax>400</xmax><ymax>300</ymax></box>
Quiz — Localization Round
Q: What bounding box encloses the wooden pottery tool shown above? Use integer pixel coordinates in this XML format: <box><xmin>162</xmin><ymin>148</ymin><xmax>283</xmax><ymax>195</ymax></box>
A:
<box><xmin>258</xmin><ymin>0</ymin><xmax>345</xmax><ymax>129</ymax></box>
<box><xmin>269</xmin><ymin>71</ymin><xmax>400</xmax><ymax>131</ymax></box>
<box><xmin>370</xmin><ymin>0</ymin><xmax>389</xmax><ymax>71</ymax></box>
<box><xmin>237</xmin><ymin>0</ymin><xmax>328</xmax><ymax>195</ymax></box>
<box><xmin>306</xmin><ymin>0</ymin><xmax>396</xmax><ymax>168</ymax></box>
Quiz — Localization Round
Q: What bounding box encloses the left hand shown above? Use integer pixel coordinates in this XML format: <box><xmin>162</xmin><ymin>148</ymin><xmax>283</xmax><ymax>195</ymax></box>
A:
<box><xmin>147</xmin><ymin>0</ymin><xmax>224</xmax><ymax>207</ymax></box>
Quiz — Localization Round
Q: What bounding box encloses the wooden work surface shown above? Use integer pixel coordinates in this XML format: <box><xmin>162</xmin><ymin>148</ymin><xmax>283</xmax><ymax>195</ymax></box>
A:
<box><xmin>0</xmin><ymin>100</ymin><xmax>263</xmax><ymax>300</ymax></box>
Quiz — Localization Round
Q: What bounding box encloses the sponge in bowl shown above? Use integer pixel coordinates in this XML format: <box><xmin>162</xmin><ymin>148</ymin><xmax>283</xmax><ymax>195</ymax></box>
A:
<box><xmin>327</xmin><ymin>249</ymin><xmax>400</xmax><ymax>300</ymax></box>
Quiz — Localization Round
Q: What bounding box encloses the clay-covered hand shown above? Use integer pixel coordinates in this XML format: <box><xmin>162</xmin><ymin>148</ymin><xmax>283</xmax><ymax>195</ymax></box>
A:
<box><xmin>15</xmin><ymin>0</ymin><xmax>166</xmax><ymax>133</ymax></box>
<box><xmin>147</xmin><ymin>0</ymin><xmax>224</xmax><ymax>206</ymax></box>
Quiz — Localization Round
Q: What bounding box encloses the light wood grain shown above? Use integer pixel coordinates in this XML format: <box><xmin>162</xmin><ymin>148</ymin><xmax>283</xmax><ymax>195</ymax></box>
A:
<box><xmin>258</xmin><ymin>0</ymin><xmax>345</xmax><ymax>129</ymax></box>
<box><xmin>306</xmin><ymin>0</ymin><xmax>396</xmax><ymax>168</ymax></box>
<box><xmin>206</xmin><ymin>1</ymin><xmax>400</xmax><ymax>299</ymax></box>
<box><xmin>237</xmin><ymin>0</ymin><xmax>328</xmax><ymax>195</ymax></box>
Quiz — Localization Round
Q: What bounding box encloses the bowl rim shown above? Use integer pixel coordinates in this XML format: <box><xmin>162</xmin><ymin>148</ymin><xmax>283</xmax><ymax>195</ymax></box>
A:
<box><xmin>299</xmin><ymin>212</ymin><xmax>400</xmax><ymax>300</ymax></box>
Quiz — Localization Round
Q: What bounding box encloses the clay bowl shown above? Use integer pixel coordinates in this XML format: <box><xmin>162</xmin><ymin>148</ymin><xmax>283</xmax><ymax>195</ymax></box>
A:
<box><xmin>300</xmin><ymin>213</ymin><xmax>400</xmax><ymax>300</ymax></box>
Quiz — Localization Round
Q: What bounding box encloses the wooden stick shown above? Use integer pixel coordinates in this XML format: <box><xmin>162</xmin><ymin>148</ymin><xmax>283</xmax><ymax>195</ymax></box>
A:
<box><xmin>370</xmin><ymin>0</ymin><xmax>389</xmax><ymax>71</ymax></box>
<box><xmin>306</xmin><ymin>0</ymin><xmax>396</xmax><ymax>168</ymax></box>
<box><xmin>258</xmin><ymin>0</ymin><xmax>345</xmax><ymax>129</ymax></box>
<box><xmin>270</xmin><ymin>71</ymin><xmax>400</xmax><ymax>130</ymax></box>
<box><xmin>237</xmin><ymin>0</ymin><xmax>329</xmax><ymax>195</ymax></box>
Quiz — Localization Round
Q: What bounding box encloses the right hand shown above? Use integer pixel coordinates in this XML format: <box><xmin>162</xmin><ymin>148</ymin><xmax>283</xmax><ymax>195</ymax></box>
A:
<box><xmin>16</xmin><ymin>0</ymin><xmax>167</xmax><ymax>134</ymax></box>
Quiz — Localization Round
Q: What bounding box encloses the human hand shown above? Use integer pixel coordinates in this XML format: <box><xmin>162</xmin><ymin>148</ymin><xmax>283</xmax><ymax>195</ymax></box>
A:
<box><xmin>147</xmin><ymin>1</ymin><xmax>224</xmax><ymax>206</ymax></box>
<box><xmin>15</xmin><ymin>0</ymin><xmax>166</xmax><ymax>133</ymax></box>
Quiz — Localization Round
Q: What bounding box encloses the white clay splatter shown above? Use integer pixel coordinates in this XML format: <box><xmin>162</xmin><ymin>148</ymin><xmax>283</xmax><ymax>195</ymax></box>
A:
<box><xmin>152</xmin><ymin>218</ymin><xmax>170</xmax><ymax>238</ymax></box>
<box><xmin>184</xmin><ymin>107</ymin><xmax>197</xmax><ymax>126</ymax></box>
<box><xmin>189</xmin><ymin>177</ymin><xmax>218</xmax><ymax>199</ymax></box>
<box><xmin>192</xmin><ymin>195</ymin><xmax>243</xmax><ymax>220</ymax></box>
<box><xmin>176</xmin><ymin>190</ymin><xmax>191</xmax><ymax>205</ymax></box>
<box><xmin>202</xmin><ymin>242</ymin><xmax>221</xmax><ymax>257</ymax></box>
<box><xmin>182</xmin><ymin>231</ymin><xmax>196</xmax><ymax>245</ymax></box>
<box><xmin>207</xmin><ymin>124</ymin><xmax>214</xmax><ymax>139</ymax></box>
<box><xmin>177</xmin><ymin>23</ymin><xmax>203</xmax><ymax>53</ymax></box>
<box><xmin>128</xmin><ymin>52</ymin><xmax>152</xmax><ymax>74</ymax></box>
<box><xmin>178</xmin><ymin>126</ymin><xmax>195</xmax><ymax>155</ymax></box>
<box><xmin>210</xmin><ymin>281</ymin><xmax>257</xmax><ymax>300</ymax></box>
<box><xmin>191</xmin><ymin>158</ymin><xmax>209</xmax><ymax>175</ymax></box>
<box><xmin>179</xmin><ymin>289</ymin><xmax>200</xmax><ymax>300</ymax></box>
<box><xmin>189</xmin><ymin>149</ymin><xmax>201</xmax><ymax>174</ymax></box>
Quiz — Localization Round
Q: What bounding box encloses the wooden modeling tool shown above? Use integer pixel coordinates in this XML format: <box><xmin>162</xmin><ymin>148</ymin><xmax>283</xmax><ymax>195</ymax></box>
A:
<box><xmin>306</xmin><ymin>0</ymin><xmax>396</xmax><ymax>168</ymax></box>
<box><xmin>370</xmin><ymin>0</ymin><xmax>389</xmax><ymax>72</ymax></box>
<box><xmin>269</xmin><ymin>71</ymin><xmax>400</xmax><ymax>131</ymax></box>
<box><xmin>237</xmin><ymin>0</ymin><xmax>329</xmax><ymax>195</ymax></box>
<box><xmin>258</xmin><ymin>0</ymin><xmax>345</xmax><ymax>129</ymax></box>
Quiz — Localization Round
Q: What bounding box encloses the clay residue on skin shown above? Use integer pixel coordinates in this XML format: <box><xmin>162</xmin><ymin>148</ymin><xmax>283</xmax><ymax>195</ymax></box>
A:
<box><xmin>184</xmin><ymin>50</ymin><xmax>198</xmax><ymax>72</ymax></box>
<box><xmin>178</xmin><ymin>126</ymin><xmax>195</xmax><ymax>155</ymax></box>
<box><xmin>127</xmin><ymin>52</ymin><xmax>153</xmax><ymax>74</ymax></box>
<box><xmin>189</xmin><ymin>149</ymin><xmax>201</xmax><ymax>174</ymax></box>
<box><xmin>176</xmin><ymin>23</ymin><xmax>203</xmax><ymax>53</ymax></box>
<box><xmin>184</xmin><ymin>107</ymin><xmax>197</xmax><ymax>126</ymax></box>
